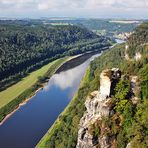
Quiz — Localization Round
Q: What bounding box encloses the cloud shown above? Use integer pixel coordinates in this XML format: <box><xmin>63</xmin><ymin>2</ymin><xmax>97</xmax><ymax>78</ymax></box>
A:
<box><xmin>0</xmin><ymin>0</ymin><xmax>148</xmax><ymax>18</ymax></box>
<box><xmin>85</xmin><ymin>0</ymin><xmax>148</xmax><ymax>9</ymax></box>
<box><xmin>37</xmin><ymin>0</ymin><xmax>86</xmax><ymax>11</ymax></box>
<box><xmin>0</xmin><ymin>0</ymin><xmax>37</xmax><ymax>10</ymax></box>
<box><xmin>0</xmin><ymin>0</ymin><xmax>148</xmax><ymax>10</ymax></box>
<box><xmin>36</xmin><ymin>0</ymin><xmax>148</xmax><ymax>11</ymax></box>
<box><xmin>38</xmin><ymin>3</ymin><xmax>50</xmax><ymax>10</ymax></box>
<box><xmin>37</xmin><ymin>0</ymin><xmax>59</xmax><ymax>10</ymax></box>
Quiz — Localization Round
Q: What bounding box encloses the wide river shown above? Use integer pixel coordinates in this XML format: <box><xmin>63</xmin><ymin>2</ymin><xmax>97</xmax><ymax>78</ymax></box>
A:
<box><xmin>0</xmin><ymin>52</ymin><xmax>103</xmax><ymax>148</ymax></box>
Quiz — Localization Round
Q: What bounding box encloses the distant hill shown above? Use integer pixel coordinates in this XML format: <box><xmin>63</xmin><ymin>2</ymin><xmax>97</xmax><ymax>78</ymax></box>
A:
<box><xmin>45</xmin><ymin>19</ymin><xmax>140</xmax><ymax>37</ymax></box>
<box><xmin>0</xmin><ymin>22</ymin><xmax>111</xmax><ymax>90</ymax></box>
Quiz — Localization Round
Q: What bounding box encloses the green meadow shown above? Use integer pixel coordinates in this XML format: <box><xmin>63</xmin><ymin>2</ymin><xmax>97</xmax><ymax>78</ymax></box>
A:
<box><xmin>0</xmin><ymin>57</ymin><xmax>69</xmax><ymax>109</ymax></box>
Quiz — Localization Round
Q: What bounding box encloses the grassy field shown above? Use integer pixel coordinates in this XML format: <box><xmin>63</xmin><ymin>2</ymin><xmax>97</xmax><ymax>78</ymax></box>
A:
<box><xmin>0</xmin><ymin>57</ymin><xmax>69</xmax><ymax>109</ymax></box>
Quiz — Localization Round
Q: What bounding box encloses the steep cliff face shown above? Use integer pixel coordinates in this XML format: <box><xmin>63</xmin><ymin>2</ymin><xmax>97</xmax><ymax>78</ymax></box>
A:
<box><xmin>76</xmin><ymin>68</ymin><xmax>121</xmax><ymax>148</ymax></box>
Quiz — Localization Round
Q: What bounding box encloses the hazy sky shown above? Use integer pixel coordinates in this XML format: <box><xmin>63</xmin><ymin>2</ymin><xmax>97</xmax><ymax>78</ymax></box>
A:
<box><xmin>0</xmin><ymin>0</ymin><xmax>148</xmax><ymax>19</ymax></box>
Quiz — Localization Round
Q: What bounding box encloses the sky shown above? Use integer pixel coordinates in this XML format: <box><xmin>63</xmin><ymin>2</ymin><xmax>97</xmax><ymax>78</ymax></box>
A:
<box><xmin>0</xmin><ymin>0</ymin><xmax>148</xmax><ymax>19</ymax></box>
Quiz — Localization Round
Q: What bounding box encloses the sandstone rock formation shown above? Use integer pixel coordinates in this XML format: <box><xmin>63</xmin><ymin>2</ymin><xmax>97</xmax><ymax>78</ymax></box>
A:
<box><xmin>134</xmin><ymin>52</ymin><xmax>141</xmax><ymax>61</ymax></box>
<box><xmin>130</xmin><ymin>76</ymin><xmax>140</xmax><ymax>104</ymax></box>
<box><xmin>76</xmin><ymin>68</ymin><xmax>121</xmax><ymax>148</ymax></box>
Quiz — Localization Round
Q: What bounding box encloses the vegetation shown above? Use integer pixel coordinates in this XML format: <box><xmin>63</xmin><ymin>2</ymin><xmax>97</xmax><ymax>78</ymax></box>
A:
<box><xmin>46</xmin><ymin>19</ymin><xmax>138</xmax><ymax>37</ymax></box>
<box><xmin>127</xmin><ymin>22</ymin><xmax>148</xmax><ymax>58</ymax></box>
<box><xmin>128</xmin><ymin>99</ymin><xmax>148</xmax><ymax>148</ymax></box>
<box><xmin>38</xmin><ymin>23</ymin><xmax>148</xmax><ymax>147</ymax></box>
<box><xmin>0</xmin><ymin>22</ymin><xmax>111</xmax><ymax>91</ymax></box>
<box><xmin>0</xmin><ymin>57</ymin><xmax>68</xmax><ymax>122</ymax></box>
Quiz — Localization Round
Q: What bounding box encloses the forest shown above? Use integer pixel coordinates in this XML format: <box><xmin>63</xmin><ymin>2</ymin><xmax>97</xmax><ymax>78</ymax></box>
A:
<box><xmin>0</xmin><ymin>22</ymin><xmax>111</xmax><ymax>90</ymax></box>
<box><xmin>45</xmin><ymin>19</ymin><xmax>138</xmax><ymax>37</ymax></box>
<box><xmin>38</xmin><ymin>22</ymin><xmax>148</xmax><ymax>148</ymax></box>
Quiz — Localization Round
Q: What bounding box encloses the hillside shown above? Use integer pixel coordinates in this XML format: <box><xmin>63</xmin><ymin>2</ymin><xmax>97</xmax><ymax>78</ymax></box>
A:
<box><xmin>0</xmin><ymin>22</ymin><xmax>111</xmax><ymax>90</ymax></box>
<box><xmin>127</xmin><ymin>22</ymin><xmax>148</xmax><ymax>58</ymax></box>
<box><xmin>38</xmin><ymin>23</ymin><xmax>148</xmax><ymax>148</ymax></box>
<box><xmin>45</xmin><ymin>19</ymin><xmax>139</xmax><ymax>38</ymax></box>
<box><xmin>77</xmin><ymin>22</ymin><xmax>148</xmax><ymax>148</ymax></box>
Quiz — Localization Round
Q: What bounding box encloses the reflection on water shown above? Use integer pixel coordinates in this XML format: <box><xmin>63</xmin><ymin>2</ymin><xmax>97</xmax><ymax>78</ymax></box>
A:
<box><xmin>45</xmin><ymin>53</ymin><xmax>101</xmax><ymax>91</ymax></box>
<box><xmin>0</xmin><ymin>53</ymin><xmax>101</xmax><ymax>148</ymax></box>
<box><xmin>44</xmin><ymin>63</ymin><xmax>87</xmax><ymax>91</ymax></box>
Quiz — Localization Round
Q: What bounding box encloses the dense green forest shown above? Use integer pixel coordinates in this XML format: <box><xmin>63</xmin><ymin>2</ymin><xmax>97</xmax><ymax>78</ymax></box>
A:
<box><xmin>78</xmin><ymin>19</ymin><xmax>138</xmax><ymax>36</ymax></box>
<box><xmin>0</xmin><ymin>22</ymin><xmax>111</xmax><ymax>90</ymax></box>
<box><xmin>38</xmin><ymin>23</ymin><xmax>148</xmax><ymax>147</ymax></box>
<box><xmin>127</xmin><ymin>22</ymin><xmax>148</xmax><ymax>58</ymax></box>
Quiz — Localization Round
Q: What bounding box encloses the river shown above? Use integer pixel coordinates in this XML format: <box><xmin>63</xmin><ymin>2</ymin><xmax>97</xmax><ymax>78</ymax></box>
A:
<box><xmin>0</xmin><ymin>52</ymin><xmax>102</xmax><ymax>148</ymax></box>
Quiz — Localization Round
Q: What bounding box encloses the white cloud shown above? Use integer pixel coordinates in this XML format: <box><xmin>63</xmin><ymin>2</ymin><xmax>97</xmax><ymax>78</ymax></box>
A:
<box><xmin>0</xmin><ymin>0</ymin><xmax>148</xmax><ymax>10</ymax></box>
<box><xmin>85</xmin><ymin>0</ymin><xmax>148</xmax><ymax>9</ymax></box>
<box><xmin>37</xmin><ymin>0</ymin><xmax>59</xmax><ymax>10</ymax></box>
<box><xmin>0</xmin><ymin>0</ymin><xmax>37</xmax><ymax>10</ymax></box>
<box><xmin>38</xmin><ymin>3</ymin><xmax>49</xmax><ymax>10</ymax></box>
<box><xmin>0</xmin><ymin>0</ymin><xmax>148</xmax><ymax>18</ymax></box>
<box><xmin>37</xmin><ymin>0</ymin><xmax>148</xmax><ymax>10</ymax></box>
<box><xmin>0</xmin><ymin>0</ymin><xmax>34</xmax><ymax>5</ymax></box>
<box><xmin>37</xmin><ymin>0</ymin><xmax>86</xmax><ymax>11</ymax></box>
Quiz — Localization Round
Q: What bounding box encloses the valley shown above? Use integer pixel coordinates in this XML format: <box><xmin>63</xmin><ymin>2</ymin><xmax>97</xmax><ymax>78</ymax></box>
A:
<box><xmin>0</xmin><ymin>18</ymin><xmax>147</xmax><ymax>148</ymax></box>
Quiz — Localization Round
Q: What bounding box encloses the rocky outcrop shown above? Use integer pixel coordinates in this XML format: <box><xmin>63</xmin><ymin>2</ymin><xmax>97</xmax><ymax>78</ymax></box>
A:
<box><xmin>125</xmin><ymin>44</ymin><xmax>142</xmax><ymax>61</ymax></box>
<box><xmin>76</xmin><ymin>68</ymin><xmax>121</xmax><ymax>148</ymax></box>
<box><xmin>125</xmin><ymin>45</ymin><xmax>130</xmax><ymax>60</ymax></box>
<box><xmin>130</xmin><ymin>76</ymin><xmax>140</xmax><ymax>104</ymax></box>
<box><xmin>134</xmin><ymin>52</ymin><xmax>141</xmax><ymax>61</ymax></box>
<box><xmin>99</xmin><ymin>69</ymin><xmax>111</xmax><ymax>99</ymax></box>
<box><xmin>126</xmin><ymin>142</ymin><xmax>131</xmax><ymax>148</ymax></box>
<box><xmin>114</xmin><ymin>32</ymin><xmax>133</xmax><ymax>40</ymax></box>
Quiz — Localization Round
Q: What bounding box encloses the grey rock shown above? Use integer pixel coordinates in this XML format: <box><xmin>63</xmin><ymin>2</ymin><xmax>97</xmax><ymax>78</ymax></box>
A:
<box><xmin>76</xmin><ymin>68</ymin><xmax>121</xmax><ymax>148</ymax></box>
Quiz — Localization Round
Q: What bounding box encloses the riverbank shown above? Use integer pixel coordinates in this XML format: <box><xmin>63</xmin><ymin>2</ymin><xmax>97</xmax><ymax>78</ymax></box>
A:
<box><xmin>0</xmin><ymin>56</ymin><xmax>80</xmax><ymax>124</ymax></box>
